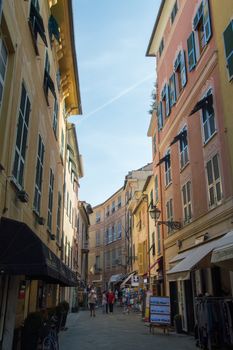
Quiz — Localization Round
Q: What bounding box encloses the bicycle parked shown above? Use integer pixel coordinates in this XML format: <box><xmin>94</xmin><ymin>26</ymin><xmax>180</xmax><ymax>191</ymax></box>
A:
<box><xmin>40</xmin><ymin>314</ymin><xmax>60</xmax><ymax>350</ymax></box>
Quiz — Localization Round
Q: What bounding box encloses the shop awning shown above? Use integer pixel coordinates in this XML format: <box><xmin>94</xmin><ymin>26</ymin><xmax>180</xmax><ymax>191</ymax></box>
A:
<box><xmin>0</xmin><ymin>217</ymin><xmax>77</xmax><ymax>286</ymax></box>
<box><xmin>120</xmin><ymin>271</ymin><xmax>136</xmax><ymax>289</ymax></box>
<box><xmin>167</xmin><ymin>239</ymin><xmax>222</xmax><ymax>281</ymax></box>
<box><xmin>211</xmin><ymin>231</ymin><xmax>233</xmax><ymax>270</ymax></box>
<box><xmin>109</xmin><ymin>274</ymin><xmax>124</xmax><ymax>284</ymax></box>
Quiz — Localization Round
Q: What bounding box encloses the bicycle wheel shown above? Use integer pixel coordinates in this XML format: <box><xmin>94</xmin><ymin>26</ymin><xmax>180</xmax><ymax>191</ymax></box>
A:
<box><xmin>42</xmin><ymin>336</ymin><xmax>56</xmax><ymax>350</ymax></box>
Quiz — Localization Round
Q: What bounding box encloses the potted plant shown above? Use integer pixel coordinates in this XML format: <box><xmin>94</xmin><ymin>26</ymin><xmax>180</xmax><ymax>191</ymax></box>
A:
<box><xmin>174</xmin><ymin>314</ymin><xmax>182</xmax><ymax>333</ymax></box>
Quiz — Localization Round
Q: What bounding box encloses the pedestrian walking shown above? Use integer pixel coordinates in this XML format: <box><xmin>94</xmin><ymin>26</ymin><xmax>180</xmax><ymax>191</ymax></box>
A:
<box><xmin>107</xmin><ymin>289</ymin><xmax>115</xmax><ymax>314</ymax></box>
<box><xmin>102</xmin><ymin>291</ymin><xmax>108</xmax><ymax>313</ymax></box>
<box><xmin>88</xmin><ymin>289</ymin><xmax>97</xmax><ymax>317</ymax></box>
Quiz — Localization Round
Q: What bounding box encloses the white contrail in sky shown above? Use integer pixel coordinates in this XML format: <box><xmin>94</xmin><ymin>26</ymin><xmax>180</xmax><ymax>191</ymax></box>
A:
<box><xmin>79</xmin><ymin>73</ymin><xmax>154</xmax><ymax>121</ymax></box>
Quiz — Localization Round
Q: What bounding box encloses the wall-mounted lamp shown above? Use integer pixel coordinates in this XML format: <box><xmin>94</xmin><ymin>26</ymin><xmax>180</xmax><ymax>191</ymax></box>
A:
<box><xmin>149</xmin><ymin>205</ymin><xmax>182</xmax><ymax>230</ymax></box>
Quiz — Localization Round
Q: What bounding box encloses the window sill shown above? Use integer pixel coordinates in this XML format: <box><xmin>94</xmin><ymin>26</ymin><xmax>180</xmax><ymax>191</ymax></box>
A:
<box><xmin>180</xmin><ymin>161</ymin><xmax>190</xmax><ymax>173</ymax></box>
<box><xmin>165</xmin><ymin>181</ymin><xmax>172</xmax><ymax>190</ymax></box>
<box><xmin>203</xmin><ymin>130</ymin><xmax>217</xmax><ymax>147</ymax></box>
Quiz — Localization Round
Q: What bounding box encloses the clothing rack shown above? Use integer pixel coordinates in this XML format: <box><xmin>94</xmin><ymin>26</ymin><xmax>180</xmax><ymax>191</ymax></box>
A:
<box><xmin>195</xmin><ymin>297</ymin><xmax>233</xmax><ymax>350</ymax></box>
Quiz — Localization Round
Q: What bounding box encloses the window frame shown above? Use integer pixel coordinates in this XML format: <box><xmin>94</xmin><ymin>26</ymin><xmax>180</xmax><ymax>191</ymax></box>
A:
<box><xmin>0</xmin><ymin>38</ymin><xmax>8</xmax><ymax>107</ymax></box>
<box><xmin>182</xmin><ymin>181</ymin><xmax>192</xmax><ymax>223</ymax></box>
<box><xmin>12</xmin><ymin>83</ymin><xmax>31</xmax><ymax>189</ymax></box>
<box><xmin>206</xmin><ymin>154</ymin><xmax>222</xmax><ymax>208</ymax></box>
<box><xmin>47</xmin><ymin>168</ymin><xmax>54</xmax><ymax>232</ymax></box>
<box><xmin>201</xmin><ymin>89</ymin><xmax>216</xmax><ymax>143</ymax></box>
<box><xmin>33</xmin><ymin>134</ymin><xmax>45</xmax><ymax>214</ymax></box>
<box><xmin>166</xmin><ymin>198</ymin><xmax>173</xmax><ymax>234</ymax></box>
<box><xmin>180</xmin><ymin>127</ymin><xmax>189</xmax><ymax>168</ymax></box>
<box><xmin>165</xmin><ymin>151</ymin><xmax>172</xmax><ymax>187</ymax></box>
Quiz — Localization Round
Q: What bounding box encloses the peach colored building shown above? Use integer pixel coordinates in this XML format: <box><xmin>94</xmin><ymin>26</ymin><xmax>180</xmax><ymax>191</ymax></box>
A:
<box><xmin>147</xmin><ymin>0</ymin><xmax>233</xmax><ymax>333</ymax></box>
<box><xmin>88</xmin><ymin>187</ymin><xmax>126</xmax><ymax>293</ymax></box>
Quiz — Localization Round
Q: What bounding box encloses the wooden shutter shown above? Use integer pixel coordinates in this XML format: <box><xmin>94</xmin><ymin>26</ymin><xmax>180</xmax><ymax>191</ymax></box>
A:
<box><xmin>166</xmin><ymin>84</ymin><xmax>170</xmax><ymax>117</ymax></box>
<box><xmin>138</xmin><ymin>242</ymin><xmax>143</xmax><ymax>275</ymax></box>
<box><xmin>187</xmin><ymin>32</ymin><xmax>196</xmax><ymax>71</ymax></box>
<box><xmin>181</xmin><ymin>50</ymin><xmax>187</xmax><ymax>87</ymax></box>
<box><xmin>223</xmin><ymin>20</ymin><xmax>233</xmax><ymax>79</ymax></box>
<box><xmin>203</xmin><ymin>0</ymin><xmax>212</xmax><ymax>44</ymax></box>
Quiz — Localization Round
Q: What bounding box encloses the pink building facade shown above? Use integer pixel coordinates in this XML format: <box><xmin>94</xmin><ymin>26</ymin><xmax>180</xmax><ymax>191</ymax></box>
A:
<box><xmin>147</xmin><ymin>0</ymin><xmax>233</xmax><ymax>333</ymax></box>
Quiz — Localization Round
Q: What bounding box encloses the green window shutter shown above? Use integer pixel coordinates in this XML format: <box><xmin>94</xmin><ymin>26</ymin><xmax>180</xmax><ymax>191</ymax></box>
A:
<box><xmin>187</xmin><ymin>32</ymin><xmax>196</xmax><ymax>71</ymax></box>
<box><xmin>181</xmin><ymin>50</ymin><xmax>187</xmax><ymax>87</ymax></box>
<box><xmin>33</xmin><ymin>134</ymin><xmax>45</xmax><ymax>214</ymax></box>
<box><xmin>157</xmin><ymin>101</ymin><xmax>163</xmax><ymax>130</ymax></box>
<box><xmin>223</xmin><ymin>20</ymin><xmax>233</xmax><ymax>80</ymax></box>
<box><xmin>165</xmin><ymin>84</ymin><xmax>170</xmax><ymax>117</ymax></box>
<box><xmin>203</xmin><ymin>0</ymin><xmax>212</xmax><ymax>44</ymax></box>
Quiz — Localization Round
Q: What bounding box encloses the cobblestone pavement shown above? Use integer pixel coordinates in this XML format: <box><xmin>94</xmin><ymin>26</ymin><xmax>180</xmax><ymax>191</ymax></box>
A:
<box><xmin>59</xmin><ymin>306</ymin><xmax>197</xmax><ymax>350</ymax></box>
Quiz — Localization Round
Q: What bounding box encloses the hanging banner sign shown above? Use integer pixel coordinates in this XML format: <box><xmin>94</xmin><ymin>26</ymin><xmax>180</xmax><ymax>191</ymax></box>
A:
<box><xmin>149</xmin><ymin>296</ymin><xmax>171</xmax><ymax>325</ymax></box>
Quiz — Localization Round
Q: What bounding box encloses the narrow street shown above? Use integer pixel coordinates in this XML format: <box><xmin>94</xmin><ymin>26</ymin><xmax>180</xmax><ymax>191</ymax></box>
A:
<box><xmin>59</xmin><ymin>307</ymin><xmax>196</xmax><ymax>350</ymax></box>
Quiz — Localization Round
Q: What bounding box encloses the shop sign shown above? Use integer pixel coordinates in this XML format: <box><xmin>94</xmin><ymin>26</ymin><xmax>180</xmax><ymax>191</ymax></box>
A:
<box><xmin>149</xmin><ymin>296</ymin><xmax>171</xmax><ymax>325</ymax></box>
<box><xmin>131</xmin><ymin>275</ymin><xmax>139</xmax><ymax>286</ymax></box>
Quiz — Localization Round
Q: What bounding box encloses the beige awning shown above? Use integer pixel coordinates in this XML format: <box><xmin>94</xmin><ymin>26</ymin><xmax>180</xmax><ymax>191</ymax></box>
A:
<box><xmin>211</xmin><ymin>231</ymin><xmax>233</xmax><ymax>270</ymax></box>
<box><xmin>120</xmin><ymin>271</ymin><xmax>136</xmax><ymax>289</ymax></box>
<box><xmin>167</xmin><ymin>238</ymin><xmax>223</xmax><ymax>281</ymax></box>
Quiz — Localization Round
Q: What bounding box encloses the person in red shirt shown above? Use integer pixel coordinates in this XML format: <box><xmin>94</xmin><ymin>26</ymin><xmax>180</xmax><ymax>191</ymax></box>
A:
<box><xmin>107</xmin><ymin>289</ymin><xmax>115</xmax><ymax>314</ymax></box>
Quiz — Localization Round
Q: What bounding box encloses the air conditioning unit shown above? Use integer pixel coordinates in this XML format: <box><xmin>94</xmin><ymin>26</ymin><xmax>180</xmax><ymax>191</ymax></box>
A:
<box><xmin>17</xmin><ymin>190</ymin><xmax>29</xmax><ymax>203</ymax></box>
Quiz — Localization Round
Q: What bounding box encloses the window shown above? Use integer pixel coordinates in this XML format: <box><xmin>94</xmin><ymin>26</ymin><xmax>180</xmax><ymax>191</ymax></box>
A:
<box><xmin>105</xmin><ymin>229</ymin><xmax>109</xmax><ymax>245</ymax></box>
<box><xmin>182</xmin><ymin>181</ymin><xmax>192</xmax><ymax>223</ymax></box>
<box><xmin>166</xmin><ymin>198</ymin><xmax>173</xmax><ymax>233</ymax></box>
<box><xmin>150</xmin><ymin>190</ymin><xmax>153</xmax><ymax>207</ymax></box>
<box><xmin>33</xmin><ymin>135</ymin><xmax>44</xmax><ymax>214</ymax></box>
<box><xmin>157</xmin><ymin>225</ymin><xmax>161</xmax><ymax>255</ymax></box>
<box><xmin>0</xmin><ymin>38</ymin><xmax>8</xmax><ymax>106</ymax></box>
<box><xmin>193</xmin><ymin>0</ymin><xmax>212</xmax><ymax>58</ymax></box>
<box><xmin>165</xmin><ymin>152</ymin><xmax>172</xmax><ymax>186</ymax></box>
<box><xmin>112</xmin><ymin>249</ymin><xmax>116</xmax><ymax>266</ymax></box>
<box><xmin>161</xmin><ymin>83</ymin><xmax>170</xmax><ymax>117</ymax></box>
<box><xmin>43</xmin><ymin>52</ymin><xmax>56</xmax><ymax>105</ymax></box>
<box><xmin>180</xmin><ymin>128</ymin><xmax>189</xmax><ymax>168</ymax></box>
<box><xmin>52</xmin><ymin>100</ymin><xmax>58</xmax><ymax>137</ymax></box>
<box><xmin>12</xmin><ymin>83</ymin><xmax>31</xmax><ymax>188</ymax></box>
<box><xmin>105</xmin><ymin>251</ymin><xmax>110</xmax><ymax>268</ymax></box>
<box><xmin>159</xmin><ymin>38</ymin><xmax>164</xmax><ymax>57</ymax></box>
<box><xmin>96</xmin><ymin>231</ymin><xmax>100</xmax><ymax>247</ymax></box>
<box><xmin>171</xmin><ymin>1</ymin><xmax>178</xmax><ymax>24</ymax></box>
<box><xmin>117</xmin><ymin>196</ymin><xmax>121</xmax><ymax>208</ymax></box>
<box><xmin>206</xmin><ymin>155</ymin><xmax>222</xmax><ymax>207</ymax></box>
<box><xmin>152</xmin><ymin>133</ymin><xmax>156</xmax><ymax>154</ymax></box>
<box><xmin>60</xmin><ymin>129</ymin><xmax>64</xmax><ymax>158</ymax></box>
<box><xmin>47</xmin><ymin>169</ymin><xmax>54</xmax><ymax>232</ymax></box>
<box><xmin>114</xmin><ymin>223</ymin><xmax>117</xmax><ymax>241</ymax></box>
<box><xmin>169</xmin><ymin>73</ymin><xmax>176</xmax><ymax>107</ymax></box>
<box><xmin>155</xmin><ymin>175</ymin><xmax>159</xmax><ymax>203</ymax></box>
<box><xmin>29</xmin><ymin>0</ymin><xmax>47</xmax><ymax>54</ymax></box>
<box><xmin>96</xmin><ymin>212</ymin><xmax>100</xmax><ymax>223</ymax></box>
<box><xmin>117</xmin><ymin>222</ymin><xmax>122</xmax><ymax>239</ymax></box>
<box><xmin>152</xmin><ymin>232</ymin><xmax>156</xmax><ymax>256</ymax></box>
<box><xmin>157</xmin><ymin>101</ymin><xmax>163</xmax><ymax>131</ymax></box>
<box><xmin>112</xmin><ymin>201</ymin><xmax>115</xmax><ymax>213</ymax></box>
<box><xmin>174</xmin><ymin>50</ymin><xmax>187</xmax><ymax>96</ymax></box>
<box><xmin>106</xmin><ymin>205</ymin><xmax>110</xmax><ymax>217</ymax></box>
<box><xmin>223</xmin><ymin>20</ymin><xmax>233</xmax><ymax>80</ymax></box>
<box><xmin>56</xmin><ymin>192</ymin><xmax>62</xmax><ymax>242</ymax></box>
<box><xmin>202</xmin><ymin>90</ymin><xmax>215</xmax><ymax>143</ymax></box>
<box><xmin>95</xmin><ymin>256</ymin><xmax>100</xmax><ymax>270</ymax></box>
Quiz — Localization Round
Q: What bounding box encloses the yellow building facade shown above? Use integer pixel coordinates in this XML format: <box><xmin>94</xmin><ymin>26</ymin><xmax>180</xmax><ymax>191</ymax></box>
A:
<box><xmin>0</xmin><ymin>1</ymin><xmax>82</xmax><ymax>348</ymax></box>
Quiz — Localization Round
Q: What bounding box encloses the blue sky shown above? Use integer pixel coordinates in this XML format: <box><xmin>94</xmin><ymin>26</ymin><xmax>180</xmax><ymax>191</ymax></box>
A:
<box><xmin>72</xmin><ymin>0</ymin><xmax>160</xmax><ymax>207</ymax></box>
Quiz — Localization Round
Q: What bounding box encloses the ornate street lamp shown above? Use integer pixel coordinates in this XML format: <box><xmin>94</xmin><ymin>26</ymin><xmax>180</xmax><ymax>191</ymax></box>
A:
<box><xmin>149</xmin><ymin>205</ymin><xmax>181</xmax><ymax>230</ymax></box>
